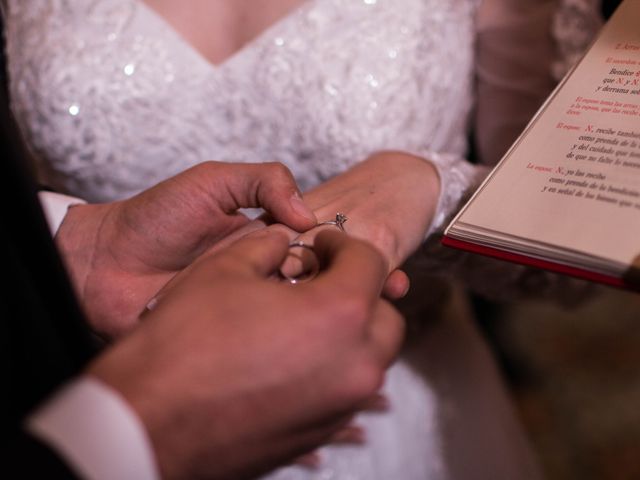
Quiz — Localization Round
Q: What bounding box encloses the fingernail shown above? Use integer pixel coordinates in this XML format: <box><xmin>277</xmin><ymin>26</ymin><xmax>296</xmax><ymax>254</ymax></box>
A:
<box><xmin>370</xmin><ymin>395</ymin><xmax>391</xmax><ymax>411</ymax></box>
<box><xmin>290</xmin><ymin>193</ymin><xmax>317</xmax><ymax>224</ymax></box>
<box><xmin>345</xmin><ymin>426</ymin><xmax>366</xmax><ymax>444</ymax></box>
<box><xmin>330</xmin><ymin>424</ymin><xmax>367</xmax><ymax>444</ymax></box>
<box><xmin>298</xmin><ymin>452</ymin><xmax>322</xmax><ymax>469</ymax></box>
<box><xmin>145</xmin><ymin>296</ymin><xmax>160</xmax><ymax>311</ymax></box>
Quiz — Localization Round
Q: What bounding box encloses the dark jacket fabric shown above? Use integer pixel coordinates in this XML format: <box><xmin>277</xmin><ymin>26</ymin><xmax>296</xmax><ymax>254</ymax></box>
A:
<box><xmin>603</xmin><ymin>0</ymin><xmax>623</xmax><ymax>18</ymax></box>
<box><xmin>1</xmin><ymin>70</ymin><xmax>98</xmax><ymax>478</ymax></box>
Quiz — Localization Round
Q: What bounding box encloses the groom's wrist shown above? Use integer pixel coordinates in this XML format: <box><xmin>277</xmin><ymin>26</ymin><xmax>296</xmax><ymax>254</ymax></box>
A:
<box><xmin>55</xmin><ymin>202</ymin><xmax>112</xmax><ymax>303</ymax></box>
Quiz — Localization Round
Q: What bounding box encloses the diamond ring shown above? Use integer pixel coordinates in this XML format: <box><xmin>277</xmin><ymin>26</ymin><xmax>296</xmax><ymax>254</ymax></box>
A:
<box><xmin>318</xmin><ymin>213</ymin><xmax>348</xmax><ymax>232</ymax></box>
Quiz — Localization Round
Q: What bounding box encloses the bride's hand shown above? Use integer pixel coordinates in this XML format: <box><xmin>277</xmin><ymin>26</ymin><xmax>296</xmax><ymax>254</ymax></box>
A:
<box><xmin>297</xmin><ymin>151</ymin><xmax>440</xmax><ymax>271</ymax></box>
<box><xmin>198</xmin><ymin>151</ymin><xmax>437</xmax><ymax>293</ymax></box>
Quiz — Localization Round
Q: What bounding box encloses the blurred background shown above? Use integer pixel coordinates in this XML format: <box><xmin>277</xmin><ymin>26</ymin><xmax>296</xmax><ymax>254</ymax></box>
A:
<box><xmin>483</xmin><ymin>285</ymin><xmax>640</xmax><ymax>480</ymax></box>
<box><xmin>479</xmin><ymin>3</ymin><xmax>639</xmax><ymax>479</ymax></box>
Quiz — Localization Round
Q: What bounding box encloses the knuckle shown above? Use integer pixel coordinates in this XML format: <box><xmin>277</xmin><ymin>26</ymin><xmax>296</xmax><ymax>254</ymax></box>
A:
<box><xmin>393</xmin><ymin>309</ymin><xmax>407</xmax><ymax>343</ymax></box>
<box><xmin>205</xmin><ymin>250</ymin><xmax>246</xmax><ymax>276</ymax></box>
<box><xmin>192</xmin><ymin>160</ymin><xmax>219</xmax><ymax>175</ymax></box>
<box><xmin>381</xmin><ymin>300</ymin><xmax>405</xmax><ymax>330</ymax></box>
<box><xmin>91</xmin><ymin>313</ymin><xmax>136</xmax><ymax>339</ymax></box>
<box><xmin>188</xmin><ymin>161</ymin><xmax>223</xmax><ymax>188</ymax></box>
<box><xmin>342</xmin><ymin>357</ymin><xmax>385</xmax><ymax>402</ymax></box>
<box><xmin>199</xmin><ymin>159</ymin><xmax>217</xmax><ymax>168</ymax></box>
<box><xmin>331</xmin><ymin>295</ymin><xmax>372</xmax><ymax>329</ymax></box>
<box><xmin>265</xmin><ymin>162</ymin><xmax>294</xmax><ymax>182</ymax></box>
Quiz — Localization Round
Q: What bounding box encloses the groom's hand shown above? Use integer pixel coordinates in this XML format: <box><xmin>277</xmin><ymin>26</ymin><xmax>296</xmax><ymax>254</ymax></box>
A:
<box><xmin>89</xmin><ymin>229</ymin><xmax>405</xmax><ymax>480</ymax></box>
<box><xmin>56</xmin><ymin>161</ymin><xmax>317</xmax><ymax>337</ymax></box>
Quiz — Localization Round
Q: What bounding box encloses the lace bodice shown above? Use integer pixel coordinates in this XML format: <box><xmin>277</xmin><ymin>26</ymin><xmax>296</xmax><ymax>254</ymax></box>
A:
<box><xmin>5</xmin><ymin>0</ymin><xmax>480</xmax><ymax>236</ymax></box>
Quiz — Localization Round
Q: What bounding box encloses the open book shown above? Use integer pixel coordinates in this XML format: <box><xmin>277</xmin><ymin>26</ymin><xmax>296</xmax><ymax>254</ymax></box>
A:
<box><xmin>444</xmin><ymin>0</ymin><xmax>640</xmax><ymax>290</ymax></box>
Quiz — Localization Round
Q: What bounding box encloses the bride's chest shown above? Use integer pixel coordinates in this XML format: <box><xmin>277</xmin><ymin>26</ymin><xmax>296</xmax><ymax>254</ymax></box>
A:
<box><xmin>7</xmin><ymin>0</ymin><xmax>478</xmax><ymax>111</ymax></box>
<box><xmin>139</xmin><ymin>0</ymin><xmax>306</xmax><ymax>67</ymax></box>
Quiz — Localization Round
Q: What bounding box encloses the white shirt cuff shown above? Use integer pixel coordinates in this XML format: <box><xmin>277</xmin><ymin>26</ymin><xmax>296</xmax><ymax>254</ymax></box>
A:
<box><xmin>38</xmin><ymin>191</ymin><xmax>87</xmax><ymax>236</ymax></box>
<box><xmin>26</xmin><ymin>377</ymin><xmax>159</xmax><ymax>480</ymax></box>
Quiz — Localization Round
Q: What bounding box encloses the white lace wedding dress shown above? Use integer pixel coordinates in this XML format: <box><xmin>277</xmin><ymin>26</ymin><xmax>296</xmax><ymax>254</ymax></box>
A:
<box><xmin>2</xmin><ymin>0</ymin><xmax>600</xmax><ymax>478</ymax></box>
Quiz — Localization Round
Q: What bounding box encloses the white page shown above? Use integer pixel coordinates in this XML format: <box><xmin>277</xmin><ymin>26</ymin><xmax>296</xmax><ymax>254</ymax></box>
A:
<box><xmin>454</xmin><ymin>0</ymin><xmax>640</xmax><ymax>266</ymax></box>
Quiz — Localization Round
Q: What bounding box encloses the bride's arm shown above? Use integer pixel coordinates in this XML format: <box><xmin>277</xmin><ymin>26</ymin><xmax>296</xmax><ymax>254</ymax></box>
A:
<box><xmin>296</xmin><ymin>150</ymin><xmax>483</xmax><ymax>271</ymax></box>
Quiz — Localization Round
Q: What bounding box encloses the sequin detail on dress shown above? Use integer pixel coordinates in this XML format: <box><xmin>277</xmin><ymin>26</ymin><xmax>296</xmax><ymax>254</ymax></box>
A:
<box><xmin>6</xmin><ymin>0</ymin><xmax>479</xmax><ymax>238</ymax></box>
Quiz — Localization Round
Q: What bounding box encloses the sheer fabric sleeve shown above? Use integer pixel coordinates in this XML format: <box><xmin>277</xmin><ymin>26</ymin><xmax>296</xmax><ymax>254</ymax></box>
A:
<box><xmin>413</xmin><ymin>0</ymin><xmax>604</xmax><ymax>303</ymax></box>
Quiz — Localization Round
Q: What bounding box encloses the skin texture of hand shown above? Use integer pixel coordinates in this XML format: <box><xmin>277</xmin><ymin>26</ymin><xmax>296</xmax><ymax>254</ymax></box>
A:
<box><xmin>89</xmin><ymin>229</ymin><xmax>405</xmax><ymax>480</ymax></box>
<box><xmin>299</xmin><ymin>151</ymin><xmax>441</xmax><ymax>271</ymax></box>
<box><xmin>214</xmin><ymin>151</ymin><xmax>440</xmax><ymax>276</ymax></box>
<box><xmin>155</xmin><ymin>217</ymin><xmax>411</xmax><ymax>304</ymax></box>
<box><xmin>55</xmin><ymin>161</ymin><xmax>317</xmax><ymax>338</ymax></box>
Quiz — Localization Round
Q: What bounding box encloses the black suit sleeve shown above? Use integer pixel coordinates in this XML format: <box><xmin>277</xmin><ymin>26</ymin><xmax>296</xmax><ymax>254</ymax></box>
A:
<box><xmin>602</xmin><ymin>0</ymin><xmax>623</xmax><ymax>19</ymax></box>
<box><xmin>7</xmin><ymin>428</ymin><xmax>80</xmax><ymax>478</ymax></box>
<box><xmin>0</xmin><ymin>39</ymin><xmax>99</xmax><ymax>477</ymax></box>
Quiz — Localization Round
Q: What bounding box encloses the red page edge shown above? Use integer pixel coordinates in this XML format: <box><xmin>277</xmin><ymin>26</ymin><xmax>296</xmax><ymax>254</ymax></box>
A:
<box><xmin>441</xmin><ymin>236</ymin><xmax>638</xmax><ymax>291</ymax></box>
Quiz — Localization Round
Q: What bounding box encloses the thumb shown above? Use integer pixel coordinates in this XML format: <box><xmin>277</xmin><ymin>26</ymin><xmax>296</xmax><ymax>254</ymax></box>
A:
<box><xmin>225</xmin><ymin>162</ymin><xmax>317</xmax><ymax>231</ymax></box>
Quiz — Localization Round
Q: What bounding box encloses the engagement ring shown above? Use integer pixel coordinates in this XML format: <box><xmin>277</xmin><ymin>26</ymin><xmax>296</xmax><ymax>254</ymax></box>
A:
<box><xmin>318</xmin><ymin>213</ymin><xmax>348</xmax><ymax>232</ymax></box>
